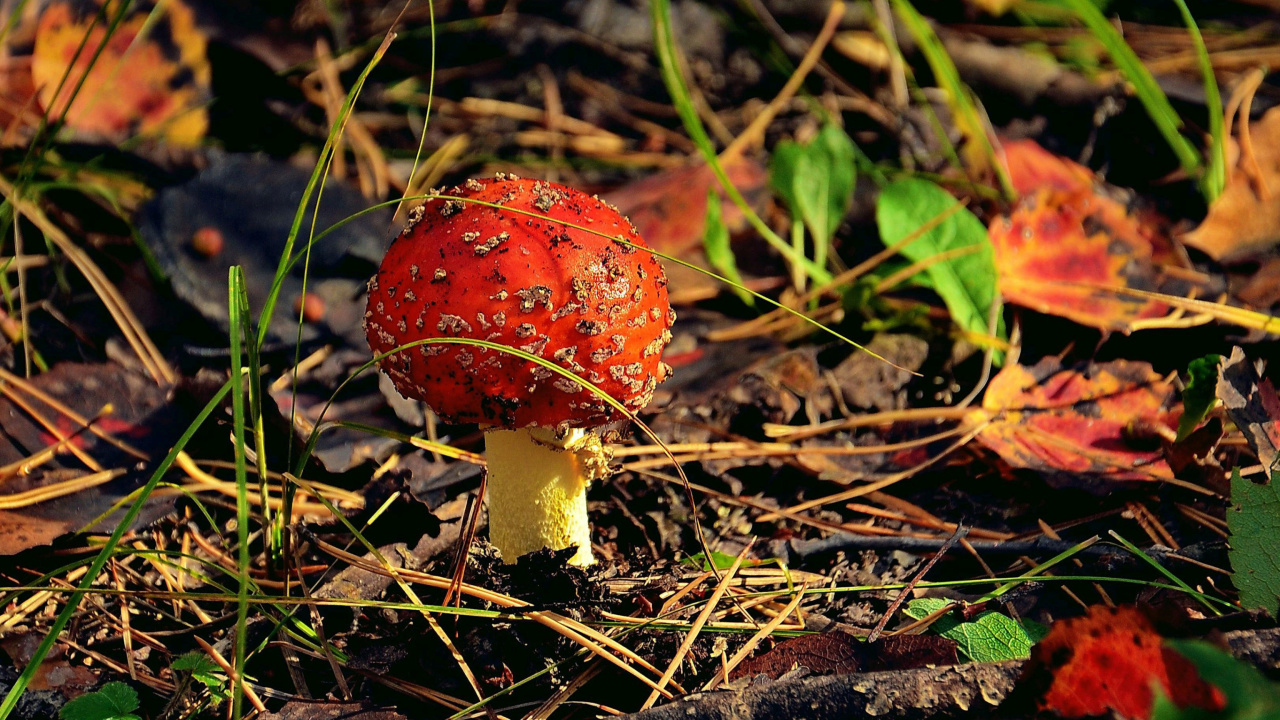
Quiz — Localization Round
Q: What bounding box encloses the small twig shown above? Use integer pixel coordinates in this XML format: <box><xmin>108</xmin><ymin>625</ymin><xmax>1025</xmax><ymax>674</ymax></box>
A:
<box><xmin>193</xmin><ymin>636</ymin><xmax>267</xmax><ymax>713</ymax></box>
<box><xmin>705</xmin><ymin>584</ymin><xmax>808</xmax><ymax>691</ymax></box>
<box><xmin>868</xmin><ymin>525</ymin><xmax>968</xmax><ymax>642</ymax></box>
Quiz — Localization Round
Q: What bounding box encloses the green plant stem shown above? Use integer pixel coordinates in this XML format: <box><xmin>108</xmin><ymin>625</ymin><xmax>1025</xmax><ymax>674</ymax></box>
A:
<box><xmin>1172</xmin><ymin>0</ymin><xmax>1225</xmax><ymax>202</ymax></box>
<box><xmin>649</xmin><ymin>0</ymin><xmax>830</xmax><ymax>284</ymax></box>
<box><xmin>1054</xmin><ymin>0</ymin><xmax>1203</xmax><ymax>182</ymax></box>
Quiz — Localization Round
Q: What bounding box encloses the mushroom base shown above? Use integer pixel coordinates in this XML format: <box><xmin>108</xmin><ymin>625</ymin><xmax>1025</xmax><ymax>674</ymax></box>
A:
<box><xmin>484</xmin><ymin>426</ymin><xmax>610</xmax><ymax>566</ymax></box>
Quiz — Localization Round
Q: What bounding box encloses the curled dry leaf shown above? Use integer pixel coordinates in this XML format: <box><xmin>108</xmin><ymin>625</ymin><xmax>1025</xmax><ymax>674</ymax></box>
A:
<box><xmin>990</xmin><ymin>140</ymin><xmax>1179</xmax><ymax>331</ymax></box>
<box><xmin>1183</xmin><ymin>106</ymin><xmax>1280</xmax><ymax>261</ymax></box>
<box><xmin>32</xmin><ymin>0</ymin><xmax>211</xmax><ymax>145</ymax></box>
<box><xmin>969</xmin><ymin>358</ymin><xmax>1179</xmax><ymax>482</ymax></box>
<box><xmin>1022</xmin><ymin>605</ymin><xmax>1225</xmax><ymax>720</ymax></box>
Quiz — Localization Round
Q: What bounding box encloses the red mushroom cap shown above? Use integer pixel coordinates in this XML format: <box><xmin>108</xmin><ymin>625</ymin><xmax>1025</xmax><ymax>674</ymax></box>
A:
<box><xmin>365</xmin><ymin>175</ymin><xmax>674</xmax><ymax>429</ymax></box>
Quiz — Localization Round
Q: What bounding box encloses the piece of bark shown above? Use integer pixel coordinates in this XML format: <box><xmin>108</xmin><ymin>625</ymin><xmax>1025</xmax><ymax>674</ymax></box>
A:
<box><xmin>622</xmin><ymin>628</ymin><xmax>1280</xmax><ymax>720</ymax></box>
<box><xmin>627</xmin><ymin>661</ymin><xmax>1021</xmax><ymax>720</ymax></box>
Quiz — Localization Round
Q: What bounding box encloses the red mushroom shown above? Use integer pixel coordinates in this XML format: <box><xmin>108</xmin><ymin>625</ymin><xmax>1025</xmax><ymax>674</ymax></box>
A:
<box><xmin>365</xmin><ymin>175</ymin><xmax>674</xmax><ymax>565</ymax></box>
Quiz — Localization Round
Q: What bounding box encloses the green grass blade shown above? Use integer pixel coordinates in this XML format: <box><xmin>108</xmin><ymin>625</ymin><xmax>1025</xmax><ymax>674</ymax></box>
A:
<box><xmin>649</xmin><ymin>0</ymin><xmax>830</xmax><ymax>283</ymax></box>
<box><xmin>891</xmin><ymin>0</ymin><xmax>1015</xmax><ymax>200</ymax></box>
<box><xmin>227</xmin><ymin>268</ymin><xmax>252</xmax><ymax>719</ymax></box>
<box><xmin>1108</xmin><ymin>530</ymin><xmax>1220</xmax><ymax>615</ymax></box>
<box><xmin>1054</xmin><ymin>0</ymin><xmax>1202</xmax><ymax>180</ymax></box>
<box><xmin>1171</xmin><ymin>0</ymin><xmax>1225</xmax><ymax>202</ymax></box>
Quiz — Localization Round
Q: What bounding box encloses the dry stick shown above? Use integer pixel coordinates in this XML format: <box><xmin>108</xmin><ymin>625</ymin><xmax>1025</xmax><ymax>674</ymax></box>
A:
<box><xmin>193</xmin><ymin>636</ymin><xmax>268</xmax><ymax>713</ymax></box>
<box><xmin>704</xmin><ymin>584</ymin><xmax>809</xmax><ymax>691</ymax></box>
<box><xmin>290</xmin><ymin>489</ymin><xmax>490</xmax><ymax>708</ymax></box>
<box><xmin>312</xmin><ymin>539</ymin><xmax>683</xmax><ymax>698</ymax></box>
<box><xmin>619</xmin><ymin>428</ymin><xmax>965</xmax><ymax>472</ymax></box>
<box><xmin>109</xmin><ymin>563</ymin><xmax>138</xmax><ymax>680</ymax></box>
<box><xmin>874</xmin><ymin>245</ymin><xmax>984</xmax><ymax>293</ymax></box>
<box><xmin>759</xmin><ymin>420</ymin><xmax>989</xmax><ymax>521</ymax></box>
<box><xmin>659</xmin><ymin>570</ymin><xmax>714</xmax><ymax>618</ymax></box>
<box><xmin>0</xmin><ymin>175</ymin><xmax>173</xmax><ymax>384</ymax></box>
<box><xmin>291</xmin><ymin>549</ymin><xmax>347</xmax><ymax>700</ymax></box>
<box><xmin>719</xmin><ymin>1</ymin><xmax>845</xmax><ymax>163</ymax></box>
<box><xmin>0</xmin><ymin>381</ymin><xmax>102</xmax><ymax>471</ymax></box>
<box><xmin>524</xmin><ymin>659</ymin><xmax>605</xmax><ymax>720</ymax></box>
<box><xmin>867</xmin><ymin>525</ymin><xmax>969</xmax><ymax>643</ymax></box>
<box><xmin>641</xmin><ymin>542</ymin><xmax>754</xmax><ymax>710</ymax></box>
<box><xmin>766</xmin><ymin>405</ymin><xmax>972</xmax><ymax>442</ymax></box>
<box><xmin>0</xmin><ymin>468</ymin><xmax>125</xmax><ymax>509</ymax></box>
<box><xmin>0</xmin><ymin>367</ymin><xmax>149</xmax><ymax>459</ymax></box>
<box><xmin>11</xmin><ymin>203</ymin><xmax>30</xmax><ymax>377</ymax></box>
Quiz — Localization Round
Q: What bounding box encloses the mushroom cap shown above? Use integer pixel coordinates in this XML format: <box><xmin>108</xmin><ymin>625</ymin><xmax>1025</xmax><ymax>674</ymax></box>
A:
<box><xmin>365</xmin><ymin>176</ymin><xmax>674</xmax><ymax>429</ymax></box>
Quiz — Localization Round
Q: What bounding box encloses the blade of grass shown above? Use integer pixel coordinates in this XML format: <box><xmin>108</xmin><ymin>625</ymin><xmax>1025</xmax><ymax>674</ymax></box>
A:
<box><xmin>227</xmin><ymin>268</ymin><xmax>253</xmax><ymax>720</ymax></box>
<box><xmin>1108</xmin><ymin>530</ymin><xmax>1220</xmax><ymax>616</ymax></box>
<box><xmin>1171</xmin><ymin>0</ymin><xmax>1224</xmax><ymax>202</ymax></box>
<box><xmin>650</xmin><ymin>0</ymin><xmax>830</xmax><ymax>284</ymax></box>
<box><xmin>890</xmin><ymin>0</ymin><xmax>1014</xmax><ymax>200</ymax></box>
<box><xmin>1053</xmin><ymin>0</ymin><xmax>1203</xmax><ymax>183</ymax></box>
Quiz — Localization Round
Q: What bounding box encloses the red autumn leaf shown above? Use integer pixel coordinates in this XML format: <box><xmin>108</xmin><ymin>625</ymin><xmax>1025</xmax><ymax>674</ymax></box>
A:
<box><xmin>969</xmin><ymin>358</ymin><xmax>1179</xmax><ymax>482</ymax></box>
<box><xmin>990</xmin><ymin>140</ymin><xmax>1181</xmax><ymax>331</ymax></box>
<box><xmin>31</xmin><ymin>0</ymin><xmax>211</xmax><ymax>145</ymax></box>
<box><xmin>1024</xmin><ymin>605</ymin><xmax>1225</xmax><ymax>719</ymax></box>
<box><xmin>604</xmin><ymin>155</ymin><xmax>768</xmax><ymax>257</ymax></box>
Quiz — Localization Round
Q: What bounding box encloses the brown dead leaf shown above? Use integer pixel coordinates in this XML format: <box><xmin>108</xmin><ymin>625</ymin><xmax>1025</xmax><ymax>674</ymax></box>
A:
<box><xmin>1183</xmin><ymin>106</ymin><xmax>1280</xmax><ymax>261</ymax></box>
<box><xmin>730</xmin><ymin>632</ymin><xmax>957</xmax><ymax>681</ymax></box>
<box><xmin>1217</xmin><ymin>347</ymin><xmax>1279</xmax><ymax>472</ymax></box>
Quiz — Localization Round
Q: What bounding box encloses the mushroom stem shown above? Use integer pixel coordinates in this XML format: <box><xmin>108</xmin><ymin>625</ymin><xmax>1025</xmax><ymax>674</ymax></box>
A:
<box><xmin>483</xmin><ymin>426</ymin><xmax>609</xmax><ymax>566</ymax></box>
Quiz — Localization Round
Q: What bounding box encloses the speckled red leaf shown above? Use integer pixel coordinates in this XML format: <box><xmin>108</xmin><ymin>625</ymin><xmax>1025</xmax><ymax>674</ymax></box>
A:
<box><xmin>32</xmin><ymin>0</ymin><xmax>210</xmax><ymax>145</ymax></box>
<box><xmin>1023</xmin><ymin>605</ymin><xmax>1225</xmax><ymax>719</ymax></box>
<box><xmin>990</xmin><ymin>140</ymin><xmax>1177</xmax><ymax>331</ymax></box>
<box><xmin>604</xmin><ymin>155</ymin><xmax>768</xmax><ymax>257</ymax></box>
<box><xmin>970</xmin><ymin>358</ymin><xmax>1179</xmax><ymax>481</ymax></box>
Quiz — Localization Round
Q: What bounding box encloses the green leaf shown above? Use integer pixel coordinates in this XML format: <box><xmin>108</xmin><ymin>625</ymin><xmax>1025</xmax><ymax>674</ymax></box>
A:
<box><xmin>1177</xmin><ymin>354</ymin><xmax>1222</xmax><ymax>442</ymax></box>
<box><xmin>59</xmin><ymin>683</ymin><xmax>139</xmax><ymax>720</ymax></box>
<box><xmin>904</xmin><ymin>598</ymin><xmax>1046</xmax><ymax>662</ymax></box>
<box><xmin>1156</xmin><ymin>639</ymin><xmax>1280</xmax><ymax>720</ymax></box>
<box><xmin>876</xmin><ymin>178</ymin><xmax>1005</xmax><ymax>345</ymax></box>
<box><xmin>702</xmin><ymin>188</ymin><xmax>752</xmax><ymax>305</ymax></box>
<box><xmin>769</xmin><ymin>124</ymin><xmax>856</xmax><ymax>269</ymax></box>
<box><xmin>172</xmin><ymin>652</ymin><xmax>224</xmax><ymax>693</ymax></box>
<box><xmin>681</xmin><ymin>551</ymin><xmax>760</xmax><ymax>571</ymax></box>
<box><xmin>1228</xmin><ymin>468</ymin><xmax>1280</xmax><ymax>618</ymax></box>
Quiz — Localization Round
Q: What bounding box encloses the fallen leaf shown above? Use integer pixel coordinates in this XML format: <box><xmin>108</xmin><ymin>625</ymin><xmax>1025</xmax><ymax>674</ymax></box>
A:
<box><xmin>729</xmin><ymin>631</ymin><xmax>957</xmax><ymax>681</ymax></box>
<box><xmin>1024</xmin><ymin>605</ymin><xmax>1225</xmax><ymax>720</ymax></box>
<box><xmin>1183</xmin><ymin>106</ymin><xmax>1280</xmax><ymax>261</ymax></box>
<box><xmin>1216</xmin><ymin>347</ymin><xmax>1279</xmax><ymax>472</ymax></box>
<box><xmin>877</xmin><ymin>177</ymin><xmax>1005</xmax><ymax>343</ymax></box>
<box><xmin>32</xmin><ymin>0</ymin><xmax>211</xmax><ymax>145</ymax></box>
<box><xmin>0</xmin><ymin>362</ymin><xmax>186</xmax><ymax>554</ymax></box>
<box><xmin>137</xmin><ymin>154</ymin><xmax>390</xmax><ymax>346</ymax></box>
<box><xmin>971</xmin><ymin>358</ymin><xmax>1179</xmax><ymax>482</ymax></box>
<box><xmin>604</xmin><ymin>155</ymin><xmax>768</xmax><ymax>258</ymax></box>
<box><xmin>904</xmin><ymin>598</ymin><xmax>1047</xmax><ymax>663</ymax></box>
<box><xmin>1177</xmin><ymin>354</ymin><xmax>1222</xmax><ymax>442</ymax></box>
<box><xmin>1156</xmin><ymin>639</ymin><xmax>1280</xmax><ymax>719</ymax></box>
<box><xmin>990</xmin><ymin>140</ymin><xmax>1178</xmax><ymax>331</ymax></box>
<box><xmin>1227</xmin><ymin>467</ymin><xmax>1280</xmax><ymax>618</ymax></box>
